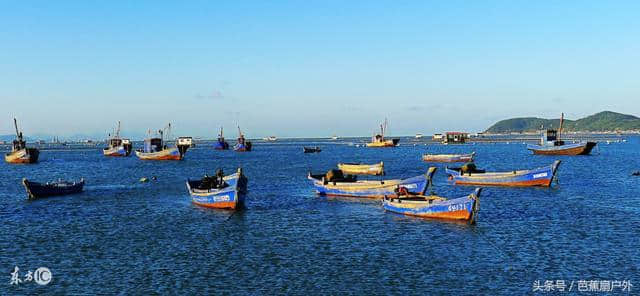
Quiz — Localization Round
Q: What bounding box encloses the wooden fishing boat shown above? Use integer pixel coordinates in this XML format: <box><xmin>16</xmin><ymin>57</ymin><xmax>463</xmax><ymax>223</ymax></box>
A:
<box><xmin>103</xmin><ymin>121</ymin><xmax>132</xmax><ymax>157</ymax></box>
<box><xmin>22</xmin><ymin>178</ymin><xmax>84</xmax><ymax>199</ymax></box>
<box><xmin>214</xmin><ymin>127</ymin><xmax>229</xmax><ymax>150</ymax></box>
<box><xmin>186</xmin><ymin>168</ymin><xmax>248</xmax><ymax>210</ymax></box>
<box><xmin>422</xmin><ymin>152</ymin><xmax>475</xmax><ymax>163</ymax></box>
<box><xmin>303</xmin><ymin>146</ymin><xmax>322</xmax><ymax>153</ymax></box>
<box><xmin>527</xmin><ymin>113</ymin><xmax>597</xmax><ymax>155</ymax></box>
<box><xmin>5</xmin><ymin>118</ymin><xmax>39</xmax><ymax>164</ymax></box>
<box><xmin>366</xmin><ymin>118</ymin><xmax>399</xmax><ymax>147</ymax></box>
<box><xmin>337</xmin><ymin>162</ymin><xmax>384</xmax><ymax>176</ymax></box>
<box><xmin>384</xmin><ymin>184</ymin><xmax>481</xmax><ymax>223</ymax></box>
<box><xmin>445</xmin><ymin>160</ymin><xmax>561</xmax><ymax>187</ymax></box>
<box><xmin>234</xmin><ymin>126</ymin><xmax>252</xmax><ymax>152</ymax></box>
<box><xmin>135</xmin><ymin>123</ymin><xmax>188</xmax><ymax>160</ymax></box>
<box><xmin>307</xmin><ymin>169</ymin><xmax>429</xmax><ymax>199</ymax></box>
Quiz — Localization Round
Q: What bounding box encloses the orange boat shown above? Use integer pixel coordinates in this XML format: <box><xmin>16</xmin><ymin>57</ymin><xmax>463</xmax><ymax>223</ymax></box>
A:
<box><xmin>5</xmin><ymin>118</ymin><xmax>39</xmax><ymax>164</ymax></box>
<box><xmin>366</xmin><ymin>118</ymin><xmax>399</xmax><ymax>147</ymax></box>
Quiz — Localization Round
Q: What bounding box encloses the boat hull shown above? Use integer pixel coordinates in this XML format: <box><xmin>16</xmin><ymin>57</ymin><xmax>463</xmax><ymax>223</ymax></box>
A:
<box><xmin>422</xmin><ymin>153</ymin><xmax>475</xmax><ymax>163</ymax></box>
<box><xmin>22</xmin><ymin>178</ymin><xmax>84</xmax><ymax>199</ymax></box>
<box><xmin>527</xmin><ymin>142</ymin><xmax>596</xmax><ymax>155</ymax></box>
<box><xmin>5</xmin><ymin>148</ymin><xmax>39</xmax><ymax>164</ymax></box>
<box><xmin>234</xmin><ymin>143</ymin><xmax>252</xmax><ymax>152</ymax></box>
<box><xmin>214</xmin><ymin>141</ymin><xmax>229</xmax><ymax>150</ymax></box>
<box><xmin>103</xmin><ymin>146</ymin><xmax>128</xmax><ymax>157</ymax></box>
<box><xmin>308</xmin><ymin>174</ymin><xmax>428</xmax><ymax>198</ymax></box>
<box><xmin>383</xmin><ymin>190</ymin><xmax>480</xmax><ymax>223</ymax></box>
<box><xmin>446</xmin><ymin>161</ymin><xmax>561</xmax><ymax>187</ymax></box>
<box><xmin>135</xmin><ymin>148</ymin><xmax>182</xmax><ymax>160</ymax></box>
<box><xmin>366</xmin><ymin>139</ymin><xmax>400</xmax><ymax>147</ymax></box>
<box><xmin>337</xmin><ymin>162</ymin><xmax>384</xmax><ymax>175</ymax></box>
<box><xmin>187</xmin><ymin>171</ymin><xmax>248</xmax><ymax>210</ymax></box>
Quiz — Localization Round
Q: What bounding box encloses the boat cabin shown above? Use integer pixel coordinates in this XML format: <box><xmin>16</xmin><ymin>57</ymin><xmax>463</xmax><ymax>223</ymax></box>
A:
<box><xmin>12</xmin><ymin>137</ymin><xmax>27</xmax><ymax>151</ymax></box>
<box><xmin>177</xmin><ymin>137</ymin><xmax>193</xmax><ymax>147</ymax></box>
<box><xmin>144</xmin><ymin>138</ymin><xmax>165</xmax><ymax>153</ymax></box>
<box><xmin>443</xmin><ymin>132</ymin><xmax>468</xmax><ymax>144</ymax></box>
<box><xmin>108</xmin><ymin>138</ymin><xmax>123</xmax><ymax>147</ymax></box>
<box><xmin>540</xmin><ymin>129</ymin><xmax>565</xmax><ymax>146</ymax></box>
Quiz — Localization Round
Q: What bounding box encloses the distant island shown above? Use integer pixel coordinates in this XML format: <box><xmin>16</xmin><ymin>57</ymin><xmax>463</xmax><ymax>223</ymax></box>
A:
<box><xmin>485</xmin><ymin>111</ymin><xmax>640</xmax><ymax>133</ymax></box>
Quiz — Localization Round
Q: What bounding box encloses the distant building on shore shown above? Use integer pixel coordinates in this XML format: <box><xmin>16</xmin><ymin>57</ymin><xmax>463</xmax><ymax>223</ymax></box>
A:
<box><xmin>443</xmin><ymin>132</ymin><xmax>468</xmax><ymax>144</ymax></box>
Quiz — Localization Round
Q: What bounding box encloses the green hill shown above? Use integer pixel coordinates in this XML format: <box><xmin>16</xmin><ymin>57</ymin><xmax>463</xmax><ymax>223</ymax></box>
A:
<box><xmin>485</xmin><ymin>111</ymin><xmax>640</xmax><ymax>133</ymax></box>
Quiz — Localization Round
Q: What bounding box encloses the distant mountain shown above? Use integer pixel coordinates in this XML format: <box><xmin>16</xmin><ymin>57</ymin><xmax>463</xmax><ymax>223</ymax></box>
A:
<box><xmin>485</xmin><ymin>111</ymin><xmax>640</xmax><ymax>133</ymax></box>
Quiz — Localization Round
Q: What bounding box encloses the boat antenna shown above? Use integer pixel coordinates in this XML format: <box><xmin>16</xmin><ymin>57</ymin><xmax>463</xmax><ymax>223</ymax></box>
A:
<box><xmin>220</xmin><ymin>126</ymin><xmax>224</xmax><ymax>138</ymax></box>
<box><xmin>13</xmin><ymin>118</ymin><xmax>20</xmax><ymax>139</ymax></box>
<box><xmin>115</xmin><ymin>121</ymin><xmax>121</xmax><ymax>139</ymax></box>
<box><xmin>558</xmin><ymin>113</ymin><xmax>564</xmax><ymax>141</ymax></box>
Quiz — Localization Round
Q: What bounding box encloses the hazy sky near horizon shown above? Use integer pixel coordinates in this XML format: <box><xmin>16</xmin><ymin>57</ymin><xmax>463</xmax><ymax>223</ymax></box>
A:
<box><xmin>1</xmin><ymin>1</ymin><xmax>639</xmax><ymax>139</ymax></box>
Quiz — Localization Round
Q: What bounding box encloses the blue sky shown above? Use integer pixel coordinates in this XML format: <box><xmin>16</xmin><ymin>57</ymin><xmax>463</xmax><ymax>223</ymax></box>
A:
<box><xmin>1</xmin><ymin>1</ymin><xmax>639</xmax><ymax>139</ymax></box>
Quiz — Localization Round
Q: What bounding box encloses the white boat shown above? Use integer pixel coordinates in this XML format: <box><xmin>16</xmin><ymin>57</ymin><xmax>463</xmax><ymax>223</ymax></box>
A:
<box><xmin>415</xmin><ymin>133</ymin><xmax>423</xmax><ymax>139</ymax></box>
<box><xmin>263</xmin><ymin>136</ymin><xmax>277</xmax><ymax>141</ymax></box>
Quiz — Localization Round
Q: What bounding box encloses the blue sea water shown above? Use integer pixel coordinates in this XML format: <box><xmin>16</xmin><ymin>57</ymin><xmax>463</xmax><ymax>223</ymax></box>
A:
<box><xmin>1</xmin><ymin>138</ymin><xmax>639</xmax><ymax>294</ymax></box>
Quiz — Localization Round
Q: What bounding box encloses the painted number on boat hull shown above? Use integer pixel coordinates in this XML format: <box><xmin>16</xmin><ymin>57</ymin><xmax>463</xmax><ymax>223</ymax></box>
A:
<box><xmin>448</xmin><ymin>203</ymin><xmax>467</xmax><ymax>212</ymax></box>
<box><xmin>213</xmin><ymin>195</ymin><xmax>230</xmax><ymax>202</ymax></box>
<box><xmin>533</xmin><ymin>173</ymin><xmax>548</xmax><ymax>179</ymax></box>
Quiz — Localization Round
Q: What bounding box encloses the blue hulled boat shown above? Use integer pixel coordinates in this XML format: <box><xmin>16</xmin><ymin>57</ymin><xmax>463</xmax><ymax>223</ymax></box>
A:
<box><xmin>445</xmin><ymin>160</ymin><xmax>561</xmax><ymax>187</ymax></box>
<box><xmin>214</xmin><ymin>127</ymin><xmax>230</xmax><ymax>150</ymax></box>
<box><xmin>307</xmin><ymin>169</ymin><xmax>429</xmax><ymax>199</ymax></box>
<box><xmin>22</xmin><ymin>178</ymin><xmax>85</xmax><ymax>200</ymax></box>
<box><xmin>186</xmin><ymin>168</ymin><xmax>248</xmax><ymax>210</ymax></box>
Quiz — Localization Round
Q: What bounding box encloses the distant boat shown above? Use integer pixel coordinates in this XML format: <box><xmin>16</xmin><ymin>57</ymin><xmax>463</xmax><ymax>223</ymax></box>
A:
<box><xmin>445</xmin><ymin>161</ymin><xmax>561</xmax><ymax>187</ymax></box>
<box><xmin>22</xmin><ymin>178</ymin><xmax>84</xmax><ymax>199</ymax></box>
<box><xmin>415</xmin><ymin>133</ymin><xmax>423</xmax><ymax>139</ymax></box>
<box><xmin>366</xmin><ymin>118</ymin><xmax>399</xmax><ymax>147</ymax></box>
<box><xmin>383</xmin><ymin>168</ymin><xmax>481</xmax><ymax>223</ymax></box>
<box><xmin>307</xmin><ymin>169</ymin><xmax>428</xmax><ymax>199</ymax></box>
<box><xmin>422</xmin><ymin>152</ymin><xmax>475</xmax><ymax>163</ymax></box>
<box><xmin>331</xmin><ymin>135</ymin><xmax>339</xmax><ymax>140</ymax></box>
<box><xmin>303</xmin><ymin>146</ymin><xmax>322</xmax><ymax>153</ymax></box>
<box><xmin>214</xmin><ymin>127</ymin><xmax>229</xmax><ymax>150</ymax></box>
<box><xmin>263</xmin><ymin>136</ymin><xmax>277</xmax><ymax>141</ymax></box>
<box><xmin>186</xmin><ymin>168</ymin><xmax>248</xmax><ymax>210</ymax></box>
<box><xmin>337</xmin><ymin>162</ymin><xmax>384</xmax><ymax>176</ymax></box>
<box><xmin>234</xmin><ymin>126</ymin><xmax>252</xmax><ymax>152</ymax></box>
<box><xmin>103</xmin><ymin>121</ymin><xmax>132</xmax><ymax>157</ymax></box>
<box><xmin>135</xmin><ymin>123</ymin><xmax>189</xmax><ymax>160</ymax></box>
<box><xmin>5</xmin><ymin>118</ymin><xmax>39</xmax><ymax>164</ymax></box>
<box><xmin>527</xmin><ymin>113</ymin><xmax>597</xmax><ymax>155</ymax></box>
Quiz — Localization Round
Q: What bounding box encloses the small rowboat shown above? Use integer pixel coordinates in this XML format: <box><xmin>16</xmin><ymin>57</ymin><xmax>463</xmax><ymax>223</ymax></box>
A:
<box><xmin>307</xmin><ymin>169</ymin><xmax>429</xmax><ymax>199</ymax></box>
<box><xmin>303</xmin><ymin>146</ymin><xmax>322</xmax><ymax>153</ymax></box>
<box><xmin>337</xmin><ymin>162</ymin><xmax>384</xmax><ymax>176</ymax></box>
<box><xmin>186</xmin><ymin>168</ymin><xmax>248</xmax><ymax>210</ymax></box>
<box><xmin>445</xmin><ymin>160</ymin><xmax>561</xmax><ymax>187</ymax></box>
<box><xmin>22</xmin><ymin>178</ymin><xmax>85</xmax><ymax>200</ymax></box>
<box><xmin>422</xmin><ymin>152</ymin><xmax>475</xmax><ymax>163</ymax></box>
<box><xmin>384</xmin><ymin>188</ymin><xmax>481</xmax><ymax>223</ymax></box>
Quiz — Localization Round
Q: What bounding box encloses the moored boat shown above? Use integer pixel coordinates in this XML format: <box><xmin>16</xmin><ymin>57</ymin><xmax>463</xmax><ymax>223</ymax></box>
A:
<box><xmin>307</xmin><ymin>169</ymin><xmax>429</xmax><ymax>199</ymax></box>
<box><xmin>303</xmin><ymin>146</ymin><xmax>322</xmax><ymax>153</ymax></box>
<box><xmin>422</xmin><ymin>152</ymin><xmax>475</xmax><ymax>163</ymax></box>
<box><xmin>214</xmin><ymin>127</ymin><xmax>230</xmax><ymax>150</ymax></box>
<box><xmin>102</xmin><ymin>121</ymin><xmax>133</xmax><ymax>157</ymax></box>
<box><xmin>527</xmin><ymin>113</ymin><xmax>597</xmax><ymax>155</ymax></box>
<box><xmin>186</xmin><ymin>168</ymin><xmax>248</xmax><ymax>210</ymax></box>
<box><xmin>263</xmin><ymin>136</ymin><xmax>277</xmax><ymax>141</ymax></box>
<box><xmin>445</xmin><ymin>160</ymin><xmax>561</xmax><ymax>187</ymax></box>
<box><xmin>366</xmin><ymin>118</ymin><xmax>399</xmax><ymax>147</ymax></box>
<box><xmin>234</xmin><ymin>126</ymin><xmax>252</xmax><ymax>152</ymax></box>
<box><xmin>337</xmin><ymin>162</ymin><xmax>384</xmax><ymax>175</ymax></box>
<box><xmin>135</xmin><ymin>123</ymin><xmax>188</xmax><ymax>160</ymax></box>
<box><xmin>383</xmin><ymin>169</ymin><xmax>481</xmax><ymax>223</ymax></box>
<box><xmin>22</xmin><ymin>178</ymin><xmax>84</xmax><ymax>199</ymax></box>
<box><xmin>5</xmin><ymin>118</ymin><xmax>39</xmax><ymax>164</ymax></box>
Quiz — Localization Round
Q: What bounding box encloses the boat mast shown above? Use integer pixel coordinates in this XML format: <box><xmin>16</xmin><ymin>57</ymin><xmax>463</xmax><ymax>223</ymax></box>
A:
<box><xmin>558</xmin><ymin>113</ymin><xmax>564</xmax><ymax>141</ymax></box>
<box><xmin>220</xmin><ymin>126</ymin><xmax>224</xmax><ymax>138</ymax></box>
<box><xmin>115</xmin><ymin>121</ymin><xmax>121</xmax><ymax>139</ymax></box>
<box><xmin>13</xmin><ymin>118</ymin><xmax>20</xmax><ymax>140</ymax></box>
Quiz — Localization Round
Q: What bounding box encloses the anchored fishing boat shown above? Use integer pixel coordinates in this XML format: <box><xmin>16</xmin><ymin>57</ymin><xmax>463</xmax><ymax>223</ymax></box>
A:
<box><xmin>307</xmin><ymin>167</ymin><xmax>429</xmax><ymax>198</ymax></box>
<box><xmin>214</xmin><ymin>127</ymin><xmax>229</xmax><ymax>150</ymax></box>
<box><xmin>383</xmin><ymin>168</ymin><xmax>481</xmax><ymax>223</ymax></box>
<box><xmin>337</xmin><ymin>162</ymin><xmax>384</xmax><ymax>176</ymax></box>
<box><xmin>186</xmin><ymin>168</ymin><xmax>248</xmax><ymax>210</ymax></box>
<box><xmin>422</xmin><ymin>152</ymin><xmax>475</xmax><ymax>163</ymax></box>
<box><xmin>5</xmin><ymin>118</ymin><xmax>39</xmax><ymax>164</ymax></box>
<box><xmin>303</xmin><ymin>146</ymin><xmax>322</xmax><ymax>153</ymax></box>
<box><xmin>263</xmin><ymin>136</ymin><xmax>277</xmax><ymax>141</ymax></box>
<box><xmin>527</xmin><ymin>113</ymin><xmax>597</xmax><ymax>155</ymax></box>
<box><xmin>445</xmin><ymin>160</ymin><xmax>561</xmax><ymax>187</ymax></box>
<box><xmin>135</xmin><ymin>123</ymin><xmax>189</xmax><ymax>160</ymax></box>
<box><xmin>103</xmin><ymin>121</ymin><xmax>133</xmax><ymax>157</ymax></box>
<box><xmin>22</xmin><ymin>178</ymin><xmax>84</xmax><ymax>199</ymax></box>
<box><xmin>234</xmin><ymin>126</ymin><xmax>252</xmax><ymax>152</ymax></box>
<box><xmin>366</xmin><ymin>118</ymin><xmax>399</xmax><ymax>147</ymax></box>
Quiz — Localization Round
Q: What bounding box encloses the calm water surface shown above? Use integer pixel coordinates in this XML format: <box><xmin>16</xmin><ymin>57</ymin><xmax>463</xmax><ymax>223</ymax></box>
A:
<box><xmin>1</xmin><ymin>137</ymin><xmax>639</xmax><ymax>294</ymax></box>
